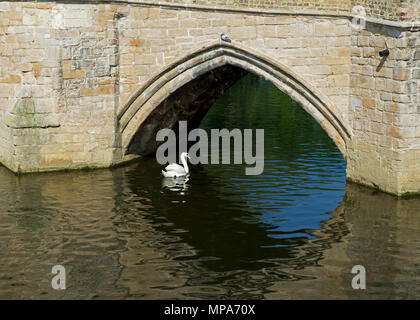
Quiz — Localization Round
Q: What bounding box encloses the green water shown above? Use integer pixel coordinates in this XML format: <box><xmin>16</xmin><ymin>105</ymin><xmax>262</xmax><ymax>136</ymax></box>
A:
<box><xmin>0</xmin><ymin>74</ymin><xmax>418</xmax><ymax>299</ymax></box>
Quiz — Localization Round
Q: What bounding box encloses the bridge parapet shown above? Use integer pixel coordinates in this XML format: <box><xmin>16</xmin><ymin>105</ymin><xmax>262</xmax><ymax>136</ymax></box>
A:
<box><xmin>60</xmin><ymin>0</ymin><xmax>420</xmax><ymax>22</ymax></box>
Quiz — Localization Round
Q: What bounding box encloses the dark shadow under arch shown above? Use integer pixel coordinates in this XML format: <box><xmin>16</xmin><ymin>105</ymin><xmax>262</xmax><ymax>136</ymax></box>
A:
<box><xmin>126</xmin><ymin>64</ymin><xmax>247</xmax><ymax>155</ymax></box>
<box><xmin>118</xmin><ymin>42</ymin><xmax>351</xmax><ymax>159</ymax></box>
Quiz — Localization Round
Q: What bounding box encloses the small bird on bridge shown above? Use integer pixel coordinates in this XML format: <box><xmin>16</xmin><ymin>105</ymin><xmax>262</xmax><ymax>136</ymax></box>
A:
<box><xmin>221</xmin><ymin>34</ymin><xmax>232</xmax><ymax>43</ymax></box>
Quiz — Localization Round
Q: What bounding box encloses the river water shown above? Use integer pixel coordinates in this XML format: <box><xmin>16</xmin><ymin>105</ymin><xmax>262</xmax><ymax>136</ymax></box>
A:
<box><xmin>0</xmin><ymin>74</ymin><xmax>418</xmax><ymax>299</ymax></box>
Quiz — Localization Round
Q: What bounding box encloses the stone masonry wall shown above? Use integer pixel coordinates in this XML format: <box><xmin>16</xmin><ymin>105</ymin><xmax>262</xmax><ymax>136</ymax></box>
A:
<box><xmin>0</xmin><ymin>1</ymin><xmax>418</xmax><ymax>195</ymax></box>
<box><xmin>117</xmin><ymin>6</ymin><xmax>352</xmax><ymax>118</ymax></box>
<box><xmin>0</xmin><ymin>2</ymin><xmax>120</xmax><ymax>172</ymax></box>
<box><xmin>1</xmin><ymin>2</ymin><xmax>354</xmax><ymax>172</ymax></box>
<box><xmin>0</xmin><ymin>1</ymin><xmax>62</xmax><ymax>172</ymax></box>
<box><xmin>348</xmin><ymin>23</ymin><xmax>420</xmax><ymax>195</ymax></box>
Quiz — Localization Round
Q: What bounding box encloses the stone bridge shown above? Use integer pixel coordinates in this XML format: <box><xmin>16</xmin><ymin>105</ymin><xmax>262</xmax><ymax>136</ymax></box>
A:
<box><xmin>0</xmin><ymin>0</ymin><xmax>418</xmax><ymax>196</ymax></box>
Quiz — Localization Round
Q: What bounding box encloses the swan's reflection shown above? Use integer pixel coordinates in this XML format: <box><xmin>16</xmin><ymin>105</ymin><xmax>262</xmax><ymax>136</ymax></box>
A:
<box><xmin>161</xmin><ymin>176</ymin><xmax>190</xmax><ymax>194</ymax></box>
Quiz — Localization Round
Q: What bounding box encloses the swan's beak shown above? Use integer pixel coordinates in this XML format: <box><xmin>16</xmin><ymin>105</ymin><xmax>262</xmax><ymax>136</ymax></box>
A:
<box><xmin>186</xmin><ymin>154</ymin><xmax>191</xmax><ymax>159</ymax></box>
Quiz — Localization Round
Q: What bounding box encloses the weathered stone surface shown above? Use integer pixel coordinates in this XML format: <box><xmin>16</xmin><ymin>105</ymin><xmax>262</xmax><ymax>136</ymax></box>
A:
<box><xmin>0</xmin><ymin>1</ymin><xmax>418</xmax><ymax>195</ymax></box>
<box><xmin>3</xmin><ymin>98</ymin><xmax>60</xmax><ymax>128</ymax></box>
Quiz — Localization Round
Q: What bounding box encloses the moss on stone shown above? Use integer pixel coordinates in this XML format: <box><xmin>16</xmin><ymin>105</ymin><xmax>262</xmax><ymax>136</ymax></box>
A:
<box><xmin>3</xmin><ymin>98</ymin><xmax>59</xmax><ymax>129</ymax></box>
<box><xmin>11</xmin><ymin>98</ymin><xmax>36</xmax><ymax>115</ymax></box>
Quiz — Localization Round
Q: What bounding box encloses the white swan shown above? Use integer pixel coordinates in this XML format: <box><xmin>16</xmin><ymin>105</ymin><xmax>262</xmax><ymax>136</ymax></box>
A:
<box><xmin>161</xmin><ymin>152</ymin><xmax>191</xmax><ymax>178</ymax></box>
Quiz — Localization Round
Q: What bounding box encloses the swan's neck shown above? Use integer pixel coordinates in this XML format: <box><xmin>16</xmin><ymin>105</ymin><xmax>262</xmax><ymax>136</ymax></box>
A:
<box><xmin>181</xmin><ymin>154</ymin><xmax>189</xmax><ymax>173</ymax></box>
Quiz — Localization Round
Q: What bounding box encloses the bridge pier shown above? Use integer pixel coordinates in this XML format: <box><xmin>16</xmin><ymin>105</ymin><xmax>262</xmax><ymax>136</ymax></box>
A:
<box><xmin>346</xmin><ymin>22</ymin><xmax>419</xmax><ymax>196</ymax></box>
<box><xmin>0</xmin><ymin>1</ymin><xmax>418</xmax><ymax>196</ymax></box>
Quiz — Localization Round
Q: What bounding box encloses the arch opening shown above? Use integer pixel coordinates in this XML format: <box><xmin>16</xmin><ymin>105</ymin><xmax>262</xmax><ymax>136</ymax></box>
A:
<box><xmin>119</xmin><ymin>42</ymin><xmax>351</xmax><ymax>159</ymax></box>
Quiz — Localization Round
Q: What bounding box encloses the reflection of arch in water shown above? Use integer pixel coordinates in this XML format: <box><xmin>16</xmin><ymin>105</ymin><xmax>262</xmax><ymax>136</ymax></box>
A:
<box><xmin>118</xmin><ymin>42</ymin><xmax>351</xmax><ymax>159</ymax></box>
<box><xmin>114</xmin><ymin>160</ymin><xmax>349</xmax><ymax>298</ymax></box>
<box><xmin>115</xmin><ymin>165</ymin><xmax>419</xmax><ymax>299</ymax></box>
